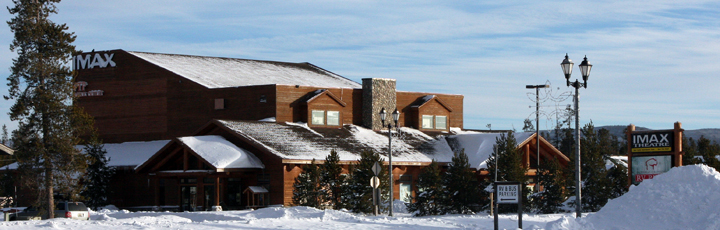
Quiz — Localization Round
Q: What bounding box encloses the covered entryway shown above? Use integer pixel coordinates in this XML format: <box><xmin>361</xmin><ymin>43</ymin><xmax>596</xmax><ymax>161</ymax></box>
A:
<box><xmin>136</xmin><ymin>135</ymin><xmax>265</xmax><ymax>210</ymax></box>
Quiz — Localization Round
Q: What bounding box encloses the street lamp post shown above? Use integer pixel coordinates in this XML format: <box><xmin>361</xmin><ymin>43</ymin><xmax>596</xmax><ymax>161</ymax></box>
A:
<box><xmin>526</xmin><ymin>84</ymin><xmax>549</xmax><ymax>193</ymax></box>
<box><xmin>561</xmin><ymin>54</ymin><xmax>592</xmax><ymax>218</ymax></box>
<box><xmin>379</xmin><ymin>107</ymin><xmax>400</xmax><ymax>216</ymax></box>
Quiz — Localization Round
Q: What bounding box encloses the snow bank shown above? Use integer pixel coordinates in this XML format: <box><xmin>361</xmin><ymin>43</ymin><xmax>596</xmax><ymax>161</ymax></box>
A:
<box><xmin>550</xmin><ymin>164</ymin><xmax>720</xmax><ymax>230</ymax></box>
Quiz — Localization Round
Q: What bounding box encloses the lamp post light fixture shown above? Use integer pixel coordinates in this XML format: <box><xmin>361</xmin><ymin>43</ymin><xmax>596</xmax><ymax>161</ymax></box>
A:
<box><xmin>561</xmin><ymin>54</ymin><xmax>592</xmax><ymax>218</ymax></box>
<box><xmin>379</xmin><ymin>107</ymin><xmax>400</xmax><ymax>216</ymax></box>
<box><xmin>526</xmin><ymin>84</ymin><xmax>549</xmax><ymax>194</ymax></box>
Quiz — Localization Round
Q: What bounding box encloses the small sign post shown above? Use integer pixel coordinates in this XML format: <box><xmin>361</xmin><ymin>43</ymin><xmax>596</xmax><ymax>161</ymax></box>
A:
<box><xmin>494</xmin><ymin>181</ymin><xmax>522</xmax><ymax>230</ymax></box>
<box><xmin>370</xmin><ymin>175</ymin><xmax>381</xmax><ymax>216</ymax></box>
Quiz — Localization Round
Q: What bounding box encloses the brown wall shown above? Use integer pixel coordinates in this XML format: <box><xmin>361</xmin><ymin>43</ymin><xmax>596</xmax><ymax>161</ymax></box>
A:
<box><xmin>76</xmin><ymin>50</ymin><xmax>170</xmax><ymax>143</ymax></box>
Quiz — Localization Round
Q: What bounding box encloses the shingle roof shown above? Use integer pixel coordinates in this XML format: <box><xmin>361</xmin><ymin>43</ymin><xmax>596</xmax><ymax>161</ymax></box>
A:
<box><xmin>217</xmin><ymin>120</ymin><xmax>454</xmax><ymax>164</ymax></box>
<box><xmin>128</xmin><ymin>51</ymin><xmax>361</xmax><ymax>89</ymax></box>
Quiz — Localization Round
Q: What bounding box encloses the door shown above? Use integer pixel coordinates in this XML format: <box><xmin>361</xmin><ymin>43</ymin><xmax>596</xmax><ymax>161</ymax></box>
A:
<box><xmin>180</xmin><ymin>186</ymin><xmax>197</xmax><ymax>211</ymax></box>
<box><xmin>204</xmin><ymin>185</ymin><xmax>215</xmax><ymax>211</ymax></box>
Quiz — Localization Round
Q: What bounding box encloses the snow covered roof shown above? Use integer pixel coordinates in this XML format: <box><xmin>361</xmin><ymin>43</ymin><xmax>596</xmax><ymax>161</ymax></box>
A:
<box><xmin>103</xmin><ymin>140</ymin><xmax>170</xmax><ymax>167</ymax></box>
<box><xmin>0</xmin><ymin>143</ymin><xmax>13</xmax><ymax>156</ymax></box>
<box><xmin>216</xmin><ymin>120</ymin><xmax>454</xmax><ymax>164</ymax></box>
<box><xmin>245</xmin><ymin>186</ymin><xmax>269</xmax><ymax>194</ymax></box>
<box><xmin>443</xmin><ymin>132</ymin><xmax>534</xmax><ymax>169</ymax></box>
<box><xmin>128</xmin><ymin>51</ymin><xmax>361</xmax><ymax>89</ymax></box>
<box><xmin>177</xmin><ymin>135</ymin><xmax>264</xmax><ymax>170</ymax></box>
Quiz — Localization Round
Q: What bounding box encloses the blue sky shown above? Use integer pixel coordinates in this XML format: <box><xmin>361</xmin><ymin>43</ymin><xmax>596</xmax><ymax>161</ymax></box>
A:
<box><xmin>1</xmin><ymin>0</ymin><xmax>720</xmax><ymax>132</ymax></box>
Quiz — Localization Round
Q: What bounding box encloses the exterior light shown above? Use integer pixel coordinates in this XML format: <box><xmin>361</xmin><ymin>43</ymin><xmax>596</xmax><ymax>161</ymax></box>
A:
<box><xmin>380</xmin><ymin>108</ymin><xmax>387</xmax><ymax>123</ymax></box>
<box><xmin>561</xmin><ymin>54</ymin><xmax>574</xmax><ymax>86</ymax></box>
<box><xmin>579</xmin><ymin>56</ymin><xmax>592</xmax><ymax>88</ymax></box>
<box><xmin>392</xmin><ymin>108</ymin><xmax>400</xmax><ymax>124</ymax></box>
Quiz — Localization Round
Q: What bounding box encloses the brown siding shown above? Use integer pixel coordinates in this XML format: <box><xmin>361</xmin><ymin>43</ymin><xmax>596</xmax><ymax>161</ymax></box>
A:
<box><xmin>76</xmin><ymin>50</ymin><xmax>169</xmax><ymax>143</ymax></box>
<box><xmin>396</xmin><ymin>92</ymin><xmax>464</xmax><ymax>130</ymax></box>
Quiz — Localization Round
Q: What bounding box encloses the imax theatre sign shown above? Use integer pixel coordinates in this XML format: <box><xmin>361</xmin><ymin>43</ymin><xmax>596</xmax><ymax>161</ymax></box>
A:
<box><xmin>631</xmin><ymin>131</ymin><xmax>674</xmax><ymax>153</ymax></box>
<box><xmin>74</xmin><ymin>52</ymin><xmax>116</xmax><ymax>70</ymax></box>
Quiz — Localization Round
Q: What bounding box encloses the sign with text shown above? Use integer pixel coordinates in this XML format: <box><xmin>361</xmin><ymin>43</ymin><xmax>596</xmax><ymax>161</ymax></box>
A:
<box><xmin>74</xmin><ymin>52</ymin><xmax>116</xmax><ymax>70</ymax></box>
<box><xmin>631</xmin><ymin>131</ymin><xmax>674</xmax><ymax>153</ymax></box>
<box><xmin>496</xmin><ymin>183</ymin><xmax>520</xmax><ymax>204</ymax></box>
<box><xmin>631</xmin><ymin>155</ymin><xmax>672</xmax><ymax>185</ymax></box>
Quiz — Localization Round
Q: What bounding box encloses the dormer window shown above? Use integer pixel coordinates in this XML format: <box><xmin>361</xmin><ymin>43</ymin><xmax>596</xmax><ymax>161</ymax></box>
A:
<box><xmin>312</xmin><ymin>110</ymin><xmax>325</xmax><ymax>125</ymax></box>
<box><xmin>422</xmin><ymin>115</ymin><xmax>447</xmax><ymax>130</ymax></box>
<box><xmin>312</xmin><ymin>110</ymin><xmax>341</xmax><ymax>126</ymax></box>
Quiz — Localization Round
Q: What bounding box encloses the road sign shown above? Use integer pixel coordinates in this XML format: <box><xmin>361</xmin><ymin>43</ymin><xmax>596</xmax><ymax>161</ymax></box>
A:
<box><xmin>372</xmin><ymin>162</ymin><xmax>381</xmax><ymax>176</ymax></box>
<box><xmin>496</xmin><ymin>184</ymin><xmax>520</xmax><ymax>204</ymax></box>
<box><xmin>370</xmin><ymin>176</ymin><xmax>380</xmax><ymax>188</ymax></box>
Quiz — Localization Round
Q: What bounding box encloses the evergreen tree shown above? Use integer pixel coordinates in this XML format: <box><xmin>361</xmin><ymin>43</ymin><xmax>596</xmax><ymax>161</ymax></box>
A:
<box><xmin>442</xmin><ymin>149</ymin><xmax>486</xmax><ymax>214</ymax></box>
<box><xmin>698</xmin><ymin>136</ymin><xmax>720</xmax><ymax>170</ymax></box>
<box><xmin>320</xmin><ymin>149</ymin><xmax>344</xmax><ymax>209</ymax></box>
<box><xmin>531</xmin><ymin>156</ymin><xmax>567</xmax><ymax>214</ymax></box>
<box><xmin>406</xmin><ymin>160</ymin><xmax>444</xmax><ymax>216</ymax></box>
<box><xmin>341</xmin><ymin>150</ymin><xmax>388</xmax><ymax>214</ymax></box>
<box><xmin>486</xmin><ymin>131</ymin><xmax>529</xmax><ymax>213</ymax></box>
<box><xmin>7</xmin><ymin>0</ymin><xmax>94</xmax><ymax>217</ymax></box>
<box><xmin>79</xmin><ymin>137</ymin><xmax>114</xmax><ymax>210</ymax></box>
<box><xmin>682</xmin><ymin>137</ymin><xmax>700</xmax><ymax>165</ymax></box>
<box><xmin>578</xmin><ymin>123</ymin><xmax>612</xmax><ymax>212</ymax></box>
<box><xmin>606</xmin><ymin>159</ymin><xmax>628</xmax><ymax>199</ymax></box>
<box><xmin>293</xmin><ymin>159</ymin><xmax>322</xmax><ymax>208</ymax></box>
<box><xmin>1</xmin><ymin>125</ymin><xmax>9</xmax><ymax>146</ymax></box>
<box><xmin>522</xmin><ymin>118</ymin><xmax>535</xmax><ymax>132</ymax></box>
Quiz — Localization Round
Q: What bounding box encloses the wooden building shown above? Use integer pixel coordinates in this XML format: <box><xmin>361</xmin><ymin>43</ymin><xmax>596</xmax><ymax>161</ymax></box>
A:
<box><xmin>70</xmin><ymin>50</ymin><xmax>568</xmax><ymax>210</ymax></box>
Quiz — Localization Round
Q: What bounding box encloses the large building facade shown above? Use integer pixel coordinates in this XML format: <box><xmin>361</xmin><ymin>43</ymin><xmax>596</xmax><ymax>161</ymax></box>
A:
<box><xmin>71</xmin><ymin>50</ymin><xmax>566</xmax><ymax>210</ymax></box>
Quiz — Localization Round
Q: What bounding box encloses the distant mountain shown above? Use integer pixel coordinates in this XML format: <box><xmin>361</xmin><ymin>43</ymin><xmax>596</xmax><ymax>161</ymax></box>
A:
<box><xmin>591</xmin><ymin>125</ymin><xmax>720</xmax><ymax>144</ymax></box>
<box><xmin>539</xmin><ymin>125</ymin><xmax>720</xmax><ymax>145</ymax></box>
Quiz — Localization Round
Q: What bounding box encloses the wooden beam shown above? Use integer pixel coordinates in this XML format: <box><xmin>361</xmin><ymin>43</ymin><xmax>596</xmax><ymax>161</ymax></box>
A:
<box><xmin>183</xmin><ymin>149</ymin><xmax>188</xmax><ymax>171</ymax></box>
<box><xmin>150</xmin><ymin>148</ymin><xmax>182</xmax><ymax>172</ymax></box>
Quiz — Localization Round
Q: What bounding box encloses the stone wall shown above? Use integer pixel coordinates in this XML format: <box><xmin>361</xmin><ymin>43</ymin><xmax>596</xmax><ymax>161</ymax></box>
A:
<box><xmin>362</xmin><ymin>78</ymin><xmax>397</xmax><ymax>130</ymax></box>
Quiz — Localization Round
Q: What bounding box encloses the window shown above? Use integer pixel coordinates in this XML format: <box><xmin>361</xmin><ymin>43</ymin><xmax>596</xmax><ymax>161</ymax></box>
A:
<box><xmin>422</xmin><ymin>115</ymin><xmax>434</xmax><ymax>129</ymax></box>
<box><xmin>327</xmin><ymin>111</ymin><xmax>340</xmax><ymax>126</ymax></box>
<box><xmin>312</xmin><ymin>110</ymin><xmax>325</xmax><ymax>125</ymax></box>
<box><xmin>214</xmin><ymin>98</ymin><xmax>224</xmax><ymax>110</ymax></box>
<box><xmin>435</xmin><ymin>116</ymin><xmax>447</xmax><ymax>129</ymax></box>
<box><xmin>311</xmin><ymin>110</ymin><xmax>341</xmax><ymax>126</ymax></box>
<box><xmin>399</xmin><ymin>175</ymin><xmax>413</xmax><ymax>203</ymax></box>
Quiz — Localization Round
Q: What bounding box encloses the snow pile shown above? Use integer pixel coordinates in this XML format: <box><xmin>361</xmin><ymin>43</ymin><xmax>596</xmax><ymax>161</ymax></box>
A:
<box><xmin>550</xmin><ymin>164</ymin><xmax>720</xmax><ymax>230</ymax></box>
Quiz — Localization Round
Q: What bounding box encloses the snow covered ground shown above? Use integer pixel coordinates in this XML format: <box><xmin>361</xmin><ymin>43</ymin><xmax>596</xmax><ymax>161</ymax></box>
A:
<box><xmin>1</xmin><ymin>164</ymin><xmax>718</xmax><ymax>230</ymax></box>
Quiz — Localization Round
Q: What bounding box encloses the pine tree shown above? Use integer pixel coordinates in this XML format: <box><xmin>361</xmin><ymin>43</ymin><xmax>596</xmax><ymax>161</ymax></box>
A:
<box><xmin>442</xmin><ymin>149</ymin><xmax>486</xmax><ymax>214</ymax></box>
<box><xmin>682</xmin><ymin>137</ymin><xmax>699</xmax><ymax>165</ymax></box>
<box><xmin>606</xmin><ymin>159</ymin><xmax>628</xmax><ymax>199</ymax></box>
<box><xmin>486</xmin><ymin>131</ymin><xmax>529</xmax><ymax>213</ymax></box>
<box><xmin>578</xmin><ymin>123</ymin><xmax>612</xmax><ymax>212</ymax></box>
<box><xmin>6</xmin><ymin>0</ymin><xmax>94</xmax><ymax>217</ymax></box>
<box><xmin>341</xmin><ymin>150</ymin><xmax>388</xmax><ymax>214</ymax></box>
<box><xmin>522</xmin><ymin>118</ymin><xmax>535</xmax><ymax>132</ymax></box>
<box><xmin>1</xmin><ymin>125</ymin><xmax>9</xmax><ymax>146</ymax></box>
<box><xmin>293</xmin><ymin>159</ymin><xmax>321</xmax><ymax>208</ymax></box>
<box><xmin>406</xmin><ymin>160</ymin><xmax>444</xmax><ymax>216</ymax></box>
<box><xmin>698</xmin><ymin>136</ymin><xmax>720</xmax><ymax>170</ymax></box>
<box><xmin>532</xmin><ymin>156</ymin><xmax>568</xmax><ymax>214</ymax></box>
<box><xmin>320</xmin><ymin>149</ymin><xmax>344</xmax><ymax>209</ymax></box>
<box><xmin>79</xmin><ymin>137</ymin><xmax>114</xmax><ymax>210</ymax></box>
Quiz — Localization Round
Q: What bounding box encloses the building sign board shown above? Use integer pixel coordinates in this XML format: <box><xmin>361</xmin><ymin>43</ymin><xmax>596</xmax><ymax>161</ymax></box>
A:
<box><xmin>74</xmin><ymin>52</ymin><xmax>116</xmax><ymax>70</ymax></box>
<box><xmin>496</xmin><ymin>184</ymin><xmax>520</xmax><ymax>204</ymax></box>
<box><xmin>631</xmin><ymin>155</ymin><xmax>672</xmax><ymax>185</ymax></box>
<box><xmin>74</xmin><ymin>81</ymin><xmax>104</xmax><ymax>97</ymax></box>
<box><xmin>631</xmin><ymin>131</ymin><xmax>674</xmax><ymax>153</ymax></box>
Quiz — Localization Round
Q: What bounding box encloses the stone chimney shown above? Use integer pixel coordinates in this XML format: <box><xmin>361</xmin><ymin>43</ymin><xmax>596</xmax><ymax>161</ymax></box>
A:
<box><xmin>362</xmin><ymin>78</ymin><xmax>397</xmax><ymax>130</ymax></box>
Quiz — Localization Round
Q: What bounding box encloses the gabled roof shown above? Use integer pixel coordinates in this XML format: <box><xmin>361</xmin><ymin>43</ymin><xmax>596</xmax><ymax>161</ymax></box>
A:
<box><xmin>410</xmin><ymin>95</ymin><xmax>453</xmax><ymax>112</ymax></box>
<box><xmin>305</xmin><ymin>89</ymin><xmax>346</xmax><ymax>107</ymax></box>
<box><xmin>103</xmin><ymin>140</ymin><xmax>170</xmax><ymax>167</ymax></box>
<box><xmin>177</xmin><ymin>135</ymin><xmax>264</xmax><ymax>170</ymax></box>
<box><xmin>127</xmin><ymin>51</ymin><xmax>361</xmax><ymax>89</ymax></box>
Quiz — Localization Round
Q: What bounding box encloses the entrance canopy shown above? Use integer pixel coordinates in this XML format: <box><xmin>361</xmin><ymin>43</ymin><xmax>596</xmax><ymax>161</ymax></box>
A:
<box><xmin>136</xmin><ymin>135</ymin><xmax>264</xmax><ymax>173</ymax></box>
